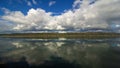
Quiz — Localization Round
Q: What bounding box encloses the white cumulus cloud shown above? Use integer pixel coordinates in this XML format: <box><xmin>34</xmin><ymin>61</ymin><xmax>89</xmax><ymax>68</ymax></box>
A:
<box><xmin>0</xmin><ymin>20</ymin><xmax>14</xmax><ymax>32</ymax></box>
<box><xmin>73</xmin><ymin>0</ymin><xmax>82</xmax><ymax>8</ymax></box>
<box><xmin>1</xmin><ymin>0</ymin><xmax>120</xmax><ymax>32</ymax></box>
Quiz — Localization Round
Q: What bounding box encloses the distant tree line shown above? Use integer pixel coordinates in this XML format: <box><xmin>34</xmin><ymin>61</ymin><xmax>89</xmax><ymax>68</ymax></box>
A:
<box><xmin>0</xmin><ymin>32</ymin><xmax>120</xmax><ymax>39</ymax></box>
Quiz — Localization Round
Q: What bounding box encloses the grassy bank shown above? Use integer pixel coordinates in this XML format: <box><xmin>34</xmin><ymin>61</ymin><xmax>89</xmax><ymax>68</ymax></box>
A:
<box><xmin>0</xmin><ymin>32</ymin><xmax>120</xmax><ymax>39</ymax></box>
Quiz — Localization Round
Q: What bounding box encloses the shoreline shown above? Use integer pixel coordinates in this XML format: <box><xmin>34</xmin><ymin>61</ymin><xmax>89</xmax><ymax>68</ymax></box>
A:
<box><xmin>0</xmin><ymin>32</ymin><xmax>120</xmax><ymax>39</ymax></box>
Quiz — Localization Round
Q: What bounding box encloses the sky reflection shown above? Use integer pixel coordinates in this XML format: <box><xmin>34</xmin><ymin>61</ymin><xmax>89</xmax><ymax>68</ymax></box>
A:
<box><xmin>0</xmin><ymin>38</ymin><xmax>120</xmax><ymax>68</ymax></box>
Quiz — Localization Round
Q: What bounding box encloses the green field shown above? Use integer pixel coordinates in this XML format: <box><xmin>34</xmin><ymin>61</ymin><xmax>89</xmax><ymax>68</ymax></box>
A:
<box><xmin>0</xmin><ymin>32</ymin><xmax>120</xmax><ymax>39</ymax></box>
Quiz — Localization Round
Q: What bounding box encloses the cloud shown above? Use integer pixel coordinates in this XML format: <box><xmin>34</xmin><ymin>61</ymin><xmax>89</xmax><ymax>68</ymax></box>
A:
<box><xmin>23</xmin><ymin>0</ymin><xmax>37</xmax><ymax>6</ymax></box>
<box><xmin>24</xmin><ymin>0</ymin><xmax>32</xmax><ymax>6</ymax></box>
<box><xmin>27</xmin><ymin>1</ymin><xmax>32</xmax><ymax>6</ymax></box>
<box><xmin>73</xmin><ymin>0</ymin><xmax>82</xmax><ymax>8</ymax></box>
<box><xmin>2</xmin><ymin>8</ymin><xmax>52</xmax><ymax>30</ymax></box>
<box><xmin>49</xmin><ymin>1</ymin><xmax>56</xmax><ymax>6</ymax></box>
<box><xmin>32</xmin><ymin>0</ymin><xmax>37</xmax><ymax>5</ymax></box>
<box><xmin>1</xmin><ymin>8</ymin><xmax>10</xmax><ymax>14</ymax></box>
<box><xmin>0</xmin><ymin>20</ymin><xmax>14</xmax><ymax>32</ymax></box>
<box><xmin>1</xmin><ymin>0</ymin><xmax>120</xmax><ymax>32</ymax></box>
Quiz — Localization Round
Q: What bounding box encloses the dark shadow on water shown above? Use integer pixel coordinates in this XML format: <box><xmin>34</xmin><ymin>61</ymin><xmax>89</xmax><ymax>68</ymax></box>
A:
<box><xmin>0</xmin><ymin>56</ymin><xmax>81</xmax><ymax>68</ymax></box>
<box><xmin>0</xmin><ymin>57</ymin><xmax>29</xmax><ymax>68</ymax></box>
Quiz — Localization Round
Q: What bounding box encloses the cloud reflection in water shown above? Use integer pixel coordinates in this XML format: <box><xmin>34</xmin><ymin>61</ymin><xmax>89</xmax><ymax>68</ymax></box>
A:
<box><xmin>0</xmin><ymin>38</ymin><xmax>120</xmax><ymax>68</ymax></box>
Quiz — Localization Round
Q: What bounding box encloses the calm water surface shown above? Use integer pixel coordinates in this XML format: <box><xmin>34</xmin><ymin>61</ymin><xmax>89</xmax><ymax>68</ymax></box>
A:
<box><xmin>0</xmin><ymin>38</ymin><xmax>120</xmax><ymax>68</ymax></box>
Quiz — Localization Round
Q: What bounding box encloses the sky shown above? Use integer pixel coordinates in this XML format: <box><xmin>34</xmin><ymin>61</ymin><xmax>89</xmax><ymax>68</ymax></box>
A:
<box><xmin>0</xmin><ymin>0</ymin><xmax>120</xmax><ymax>32</ymax></box>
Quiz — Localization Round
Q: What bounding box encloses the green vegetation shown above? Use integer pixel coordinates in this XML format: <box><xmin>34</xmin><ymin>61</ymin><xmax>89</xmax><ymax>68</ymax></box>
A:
<box><xmin>0</xmin><ymin>32</ymin><xmax>120</xmax><ymax>39</ymax></box>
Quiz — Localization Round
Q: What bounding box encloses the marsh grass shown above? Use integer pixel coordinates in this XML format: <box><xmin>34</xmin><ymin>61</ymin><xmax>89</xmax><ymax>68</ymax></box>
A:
<box><xmin>0</xmin><ymin>32</ymin><xmax>120</xmax><ymax>39</ymax></box>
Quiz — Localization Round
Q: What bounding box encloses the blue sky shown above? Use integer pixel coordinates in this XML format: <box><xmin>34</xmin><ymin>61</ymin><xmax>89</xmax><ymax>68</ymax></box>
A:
<box><xmin>0</xmin><ymin>0</ymin><xmax>120</xmax><ymax>33</ymax></box>
<box><xmin>0</xmin><ymin>0</ymin><xmax>74</xmax><ymax>15</ymax></box>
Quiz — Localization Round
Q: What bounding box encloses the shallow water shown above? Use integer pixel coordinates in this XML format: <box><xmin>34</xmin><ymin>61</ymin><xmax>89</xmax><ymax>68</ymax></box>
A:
<box><xmin>0</xmin><ymin>38</ymin><xmax>120</xmax><ymax>68</ymax></box>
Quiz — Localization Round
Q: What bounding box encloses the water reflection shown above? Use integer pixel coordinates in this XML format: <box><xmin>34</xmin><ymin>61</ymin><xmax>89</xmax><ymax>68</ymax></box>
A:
<box><xmin>0</xmin><ymin>38</ymin><xmax>120</xmax><ymax>68</ymax></box>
